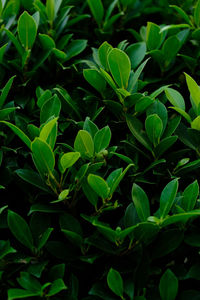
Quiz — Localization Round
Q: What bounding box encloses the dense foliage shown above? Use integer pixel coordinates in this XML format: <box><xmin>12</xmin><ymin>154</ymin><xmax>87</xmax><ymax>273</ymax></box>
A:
<box><xmin>1</xmin><ymin>0</ymin><xmax>200</xmax><ymax>299</ymax></box>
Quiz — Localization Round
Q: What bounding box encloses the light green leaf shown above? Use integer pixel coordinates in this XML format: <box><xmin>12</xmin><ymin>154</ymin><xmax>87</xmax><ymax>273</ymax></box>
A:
<box><xmin>74</xmin><ymin>130</ymin><xmax>94</xmax><ymax>159</ymax></box>
<box><xmin>98</xmin><ymin>41</ymin><xmax>113</xmax><ymax>71</ymax></box>
<box><xmin>46</xmin><ymin>0</ymin><xmax>55</xmax><ymax>24</ymax></box>
<box><xmin>169</xmin><ymin>106</ymin><xmax>191</xmax><ymax>123</ymax></box>
<box><xmin>60</xmin><ymin>152</ymin><xmax>80</xmax><ymax>173</ymax></box>
<box><xmin>0</xmin><ymin>75</ymin><xmax>16</xmax><ymax>109</ymax></box>
<box><xmin>194</xmin><ymin>0</ymin><xmax>200</xmax><ymax>27</ymax></box>
<box><xmin>108</xmin><ymin>48</ymin><xmax>131</xmax><ymax>88</ymax></box>
<box><xmin>88</xmin><ymin>174</ymin><xmax>110</xmax><ymax>200</ymax></box>
<box><xmin>39</xmin><ymin>117</ymin><xmax>58</xmax><ymax>149</ymax></box>
<box><xmin>146</xmin><ymin>22</ymin><xmax>162</xmax><ymax>51</ymax></box>
<box><xmin>165</xmin><ymin>87</ymin><xmax>185</xmax><ymax>110</ymax></box>
<box><xmin>18</xmin><ymin>11</ymin><xmax>37</xmax><ymax>50</ymax></box>
<box><xmin>185</xmin><ymin>73</ymin><xmax>200</xmax><ymax>112</ymax></box>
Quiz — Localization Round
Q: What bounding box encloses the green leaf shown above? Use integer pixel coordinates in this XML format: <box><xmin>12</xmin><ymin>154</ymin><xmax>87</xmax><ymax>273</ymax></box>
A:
<box><xmin>40</xmin><ymin>95</ymin><xmax>61</xmax><ymax>124</ymax></box>
<box><xmin>39</xmin><ymin>117</ymin><xmax>58</xmax><ymax>149</ymax></box>
<box><xmin>60</xmin><ymin>152</ymin><xmax>80</xmax><ymax>173</ymax></box>
<box><xmin>15</xmin><ymin>169</ymin><xmax>51</xmax><ymax>193</ymax></box>
<box><xmin>0</xmin><ymin>240</ymin><xmax>16</xmax><ymax>260</ymax></box>
<box><xmin>128</xmin><ymin>58</ymin><xmax>150</xmax><ymax>92</ymax></box>
<box><xmin>87</xmin><ymin>0</ymin><xmax>104</xmax><ymax>27</ymax></box>
<box><xmin>107</xmin><ymin>268</ymin><xmax>124</xmax><ymax>298</ymax></box>
<box><xmin>126</xmin><ymin>42</ymin><xmax>146</xmax><ymax>69</ymax></box>
<box><xmin>170</xmin><ymin>5</ymin><xmax>192</xmax><ymax>25</ymax></box>
<box><xmin>194</xmin><ymin>0</ymin><xmax>200</xmax><ymax>27</ymax></box>
<box><xmin>94</xmin><ymin>126</ymin><xmax>111</xmax><ymax>153</ymax></box>
<box><xmin>126</xmin><ymin>114</ymin><xmax>152</xmax><ymax>152</ymax></box>
<box><xmin>162</xmin><ymin>36</ymin><xmax>180</xmax><ymax>68</ymax></box>
<box><xmin>169</xmin><ymin>106</ymin><xmax>191</xmax><ymax>123</ymax></box>
<box><xmin>47</xmin><ymin>279</ymin><xmax>67</xmax><ymax>296</ymax></box>
<box><xmin>135</xmin><ymin>96</ymin><xmax>154</xmax><ymax>113</ymax></box>
<box><xmin>100</xmin><ymin>68</ymin><xmax>118</xmax><ymax>90</ymax></box>
<box><xmin>0</xmin><ymin>121</ymin><xmax>31</xmax><ymax>149</ymax></box>
<box><xmin>54</xmin><ymin>87</ymin><xmax>81</xmax><ymax>119</ymax></box>
<box><xmin>17</xmin><ymin>272</ymin><xmax>41</xmax><ymax>291</ymax></box>
<box><xmin>146</xmin><ymin>22</ymin><xmax>162</xmax><ymax>51</ymax></box>
<box><xmin>109</xmin><ymin>164</ymin><xmax>134</xmax><ymax>196</ymax></box>
<box><xmin>46</xmin><ymin>0</ymin><xmax>55</xmax><ymax>24</ymax></box>
<box><xmin>145</xmin><ymin>114</ymin><xmax>163</xmax><ymax>146</ymax></box>
<box><xmin>65</xmin><ymin>39</ymin><xmax>87</xmax><ymax>61</ymax></box>
<box><xmin>181</xmin><ymin>180</ymin><xmax>199</xmax><ymax>211</ymax></box>
<box><xmin>154</xmin><ymin>136</ymin><xmax>178</xmax><ymax>158</ymax></box>
<box><xmin>132</xmin><ymin>183</ymin><xmax>150</xmax><ymax>221</ymax></box>
<box><xmin>39</xmin><ymin>33</ymin><xmax>55</xmax><ymax>50</ymax></box>
<box><xmin>0</xmin><ymin>76</ymin><xmax>15</xmax><ymax>109</ymax></box>
<box><xmin>37</xmin><ymin>228</ymin><xmax>53</xmax><ymax>250</ymax></box>
<box><xmin>159</xmin><ymin>269</ymin><xmax>178</xmax><ymax>300</ymax></box>
<box><xmin>161</xmin><ymin>211</ymin><xmax>200</xmax><ymax>227</ymax></box>
<box><xmin>0</xmin><ymin>107</ymin><xmax>17</xmax><ymax>120</ymax></box>
<box><xmin>7</xmin><ymin>210</ymin><xmax>34</xmax><ymax>251</ymax></box>
<box><xmin>74</xmin><ymin>130</ymin><xmax>94</xmax><ymax>159</ymax></box>
<box><xmin>61</xmin><ymin>229</ymin><xmax>83</xmax><ymax>248</ymax></box>
<box><xmin>18</xmin><ymin>11</ymin><xmax>37</xmax><ymax>50</ymax></box>
<box><xmin>98</xmin><ymin>41</ymin><xmax>113</xmax><ymax>71</ymax></box>
<box><xmin>83</xmin><ymin>117</ymin><xmax>99</xmax><ymax>138</ymax></box>
<box><xmin>8</xmin><ymin>289</ymin><xmax>40</xmax><ymax>300</ymax></box>
<box><xmin>108</xmin><ymin>48</ymin><xmax>131</xmax><ymax>88</ymax></box>
<box><xmin>191</xmin><ymin>116</ymin><xmax>200</xmax><ymax>130</ymax></box>
<box><xmin>4</xmin><ymin>29</ymin><xmax>24</xmax><ymax>56</ymax></box>
<box><xmin>165</xmin><ymin>87</ymin><xmax>185</xmax><ymax>110</ymax></box>
<box><xmin>83</xmin><ymin>69</ymin><xmax>106</xmax><ymax>93</ymax></box>
<box><xmin>88</xmin><ymin>174</ymin><xmax>110</xmax><ymax>200</ymax></box>
<box><xmin>31</xmin><ymin>138</ymin><xmax>55</xmax><ymax>178</ymax></box>
<box><xmin>185</xmin><ymin>73</ymin><xmax>200</xmax><ymax>113</ymax></box>
<box><xmin>160</xmin><ymin>179</ymin><xmax>179</xmax><ymax>219</ymax></box>
<box><xmin>147</xmin><ymin>99</ymin><xmax>168</xmax><ymax>132</ymax></box>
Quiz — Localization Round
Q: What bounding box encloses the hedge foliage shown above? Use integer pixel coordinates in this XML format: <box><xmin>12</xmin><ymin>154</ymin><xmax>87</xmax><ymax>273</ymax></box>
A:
<box><xmin>1</xmin><ymin>0</ymin><xmax>200</xmax><ymax>299</ymax></box>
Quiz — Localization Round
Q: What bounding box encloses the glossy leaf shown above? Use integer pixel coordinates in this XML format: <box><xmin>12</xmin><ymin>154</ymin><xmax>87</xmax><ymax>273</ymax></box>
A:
<box><xmin>98</xmin><ymin>41</ymin><xmax>113</xmax><ymax>71</ymax></box>
<box><xmin>87</xmin><ymin>0</ymin><xmax>104</xmax><ymax>27</ymax></box>
<box><xmin>18</xmin><ymin>11</ymin><xmax>37</xmax><ymax>50</ymax></box>
<box><xmin>165</xmin><ymin>87</ymin><xmax>185</xmax><ymax>110</ymax></box>
<box><xmin>108</xmin><ymin>48</ymin><xmax>131</xmax><ymax>88</ymax></box>
<box><xmin>160</xmin><ymin>179</ymin><xmax>179</xmax><ymax>219</ymax></box>
<box><xmin>145</xmin><ymin>114</ymin><xmax>163</xmax><ymax>146</ymax></box>
<box><xmin>88</xmin><ymin>174</ymin><xmax>110</xmax><ymax>200</ymax></box>
<box><xmin>83</xmin><ymin>69</ymin><xmax>106</xmax><ymax>93</ymax></box>
<box><xmin>74</xmin><ymin>130</ymin><xmax>94</xmax><ymax>159</ymax></box>
<box><xmin>60</xmin><ymin>152</ymin><xmax>80</xmax><ymax>173</ymax></box>
<box><xmin>107</xmin><ymin>268</ymin><xmax>123</xmax><ymax>298</ymax></box>
<box><xmin>132</xmin><ymin>183</ymin><xmax>150</xmax><ymax>221</ymax></box>
<box><xmin>94</xmin><ymin>126</ymin><xmax>111</xmax><ymax>153</ymax></box>
<box><xmin>181</xmin><ymin>180</ymin><xmax>199</xmax><ymax>211</ymax></box>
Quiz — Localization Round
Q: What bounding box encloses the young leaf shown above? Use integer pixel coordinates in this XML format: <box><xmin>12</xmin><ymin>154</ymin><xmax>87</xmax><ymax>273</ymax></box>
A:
<box><xmin>40</xmin><ymin>95</ymin><xmax>61</xmax><ymax>124</ymax></box>
<box><xmin>107</xmin><ymin>268</ymin><xmax>124</xmax><ymax>298</ymax></box>
<box><xmin>185</xmin><ymin>73</ymin><xmax>200</xmax><ymax>113</ymax></box>
<box><xmin>98</xmin><ymin>41</ymin><xmax>113</xmax><ymax>71</ymax></box>
<box><xmin>46</xmin><ymin>0</ymin><xmax>55</xmax><ymax>25</ymax></box>
<box><xmin>31</xmin><ymin>138</ymin><xmax>55</xmax><ymax>177</ymax></box>
<box><xmin>39</xmin><ymin>117</ymin><xmax>58</xmax><ymax>149</ymax></box>
<box><xmin>160</xmin><ymin>179</ymin><xmax>179</xmax><ymax>219</ymax></box>
<box><xmin>145</xmin><ymin>114</ymin><xmax>163</xmax><ymax>146</ymax></box>
<box><xmin>7</xmin><ymin>210</ymin><xmax>34</xmax><ymax>251</ymax></box>
<box><xmin>46</xmin><ymin>279</ymin><xmax>67</xmax><ymax>296</ymax></box>
<box><xmin>108</xmin><ymin>48</ymin><xmax>131</xmax><ymax>88</ymax></box>
<box><xmin>191</xmin><ymin>116</ymin><xmax>200</xmax><ymax>130</ymax></box>
<box><xmin>74</xmin><ymin>130</ymin><xmax>94</xmax><ymax>159</ymax></box>
<box><xmin>132</xmin><ymin>183</ymin><xmax>150</xmax><ymax>221</ymax></box>
<box><xmin>87</xmin><ymin>0</ymin><xmax>104</xmax><ymax>27</ymax></box>
<box><xmin>159</xmin><ymin>269</ymin><xmax>178</xmax><ymax>300</ymax></box>
<box><xmin>88</xmin><ymin>174</ymin><xmax>110</xmax><ymax>200</ymax></box>
<box><xmin>194</xmin><ymin>0</ymin><xmax>200</xmax><ymax>27</ymax></box>
<box><xmin>60</xmin><ymin>152</ymin><xmax>80</xmax><ymax>173</ymax></box>
<box><xmin>94</xmin><ymin>126</ymin><xmax>111</xmax><ymax>153</ymax></box>
<box><xmin>181</xmin><ymin>180</ymin><xmax>199</xmax><ymax>211</ymax></box>
<box><xmin>165</xmin><ymin>87</ymin><xmax>185</xmax><ymax>110</ymax></box>
<box><xmin>18</xmin><ymin>11</ymin><xmax>37</xmax><ymax>50</ymax></box>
